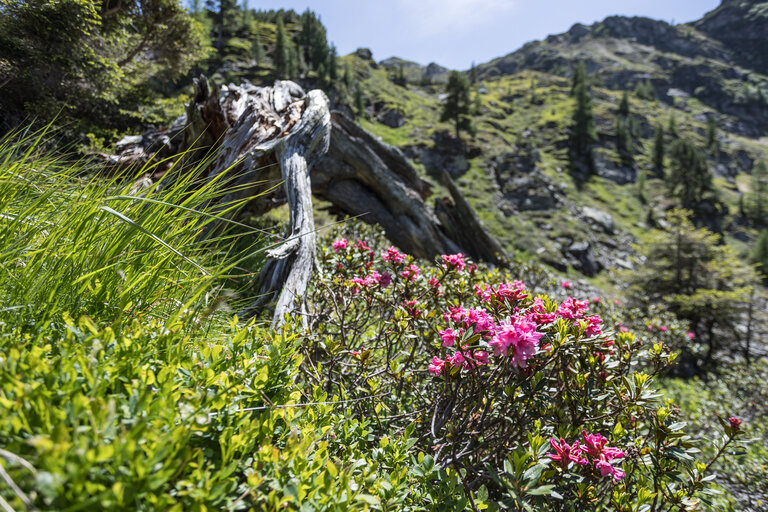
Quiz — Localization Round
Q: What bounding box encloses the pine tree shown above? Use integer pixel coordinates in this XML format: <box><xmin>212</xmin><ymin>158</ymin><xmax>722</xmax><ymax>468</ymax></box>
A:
<box><xmin>469</xmin><ymin>62</ymin><xmax>477</xmax><ymax>84</ymax></box>
<box><xmin>571</xmin><ymin>62</ymin><xmax>587</xmax><ymax>96</ymax></box>
<box><xmin>637</xmin><ymin>171</ymin><xmax>647</xmax><ymax>204</ymax></box>
<box><xmin>440</xmin><ymin>70</ymin><xmax>474</xmax><ymax>140</ymax></box>
<box><xmin>652</xmin><ymin>123</ymin><xmax>665</xmax><ymax>175</ymax></box>
<box><xmin>251</xmin><ymin>23</ymin><xmax>264</xmax><ymax>66</ymax></box>
<box><xmin>273</xmin><ymin>16</ymin><xmax>289</xmax><ymax>78</ymax></box>
<box><xmin>217</xmin><ymin>0</ymin><xmax>239</xmax><ymax>48</ymax></box>
<box><xmin>667</xmin><ymin>138</ymin><xmax>714</xmax><ymax>210</ymax></box>
<box><xmin>668</xmin><ymin>113</ymin><xmax>678</xmax><ymax>138</ymax></box>
<box><xmin>618</xmin><ymin>90</ymin><xmax>630</xmax><ymax>117</ymax></box>
<box><xmin>627</xmin><ymin>209</ymin><xmax>758</xmax><ymax>366</ymax></box>
<box><xmin>634</xmin><ymin>79</ymin><xmax>656</xmax><ymax>101</ymax></box>
<box><xmin>343</xmin><ymin>62</ymin><xmax>352</xmax><ymax>89</ymax></box>
<box><xmin>752</xmin><ymin>229</ymin><xmax>768</xmax><ymax>281</ymax></box>
<box><xmin>328</xmin><ymin>44</ymin><xmax>338</xmax><ymax>84</ymax></box>
<box><xmin>751</xmin><ymin>159</ymin><xmax>768</xmax><ymax>224</ymax></box>
<box><xmin>706</xmin><ymin>115</ymin><xmax>718</xmax><ymax>153</ymax></box>
<box><xmin>355</xmin><ymin>85</ymin><xmax>366</xmax><ymax>120</ymax></box>
<box><xmin>570</xmin><ymin>63</ymin><xmax>598</xmax><ymax>174</ymax></box>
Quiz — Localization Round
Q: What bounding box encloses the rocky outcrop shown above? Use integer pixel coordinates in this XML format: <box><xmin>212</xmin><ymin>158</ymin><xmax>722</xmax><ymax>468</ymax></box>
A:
<box><xmin>695</xmin><ymin>1</ymin><xmax>768</xmax><ymax>74</ymax></box>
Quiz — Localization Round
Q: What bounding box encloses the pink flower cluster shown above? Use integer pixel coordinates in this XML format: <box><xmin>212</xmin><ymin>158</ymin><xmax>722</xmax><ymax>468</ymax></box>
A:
<box><xmin>382</xmin><ymin>246</ymin><xmax>406</xmax><ymax>264</ymax></box>
<box><xmin>400</xmin><ymin>264</ymin><xmax>420</xmax><ymax>282</ymax></box>
<box><xmin>490</xmin><ymin>316</ymin><xmax>543</xmax><ymax>367</ymax></box>
<box><xmin>347</xmin><ymin>271</ymin><xmax>392</xmax><ymax>293</ymax></box>
<box><xmin>557</xmin><ymin>297</ymin><xmax>590</xmax><ymax>319</ymax></box>
<box><xmin>475</xmin><ymin>281</ymin><xmax>528</xmax><ymax>303</ymax></box>
<box><xmin>332</xmin><ymin>238</ymin><xmax>348</xmax><ymax>252</ymax></box>
<box><xmin>549</xmin><ymin>431</ymin><xmax>625</xmax><ymax>482</ymax></box>
<box><xmin>441</xmin><ymin>253</ymin><xmax>466</xmax><ymax>271</ymax></box>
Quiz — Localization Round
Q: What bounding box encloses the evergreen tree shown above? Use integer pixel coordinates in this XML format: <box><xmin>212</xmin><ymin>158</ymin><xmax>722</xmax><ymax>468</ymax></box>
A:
<box><xmin>217</xmin><ymin>0</ymin><xmax>239</xmax><ymax>48</ymax></box>
<box><xmin>750</xmin><ymin>159</ymin><xmax>768</xmax><ymax>224</ymax></box>
<box><xmin>469</xmin><ymin>62</ymin><xmax>477</xmax><ymax>84</ymax></box>
<box><xmin>343</xmin><ymin>62</ymin><xmax>352</xmax><ymax>89</ymax></box>
<box><xmin>706</xmin><ymin>115</ymin><xmax>718</xmax><ymax>153</ymax></box>
<box><xmin>570</xmin><ymin>63</ymin><xmax>598</xmax><ymax>174</ymax></box>
<box><xmin>627</xmin><ymin>209</ymin><xmax>758</xmax><ymax>366</ymax></box>
<box><xmin>652</xmin><ymin>124</ymin><xmax>665</xmax><ymax>175</ymax></box>
<box><xmin>634</xmin><ymin>79</ymin><xmax>656</xmax><ymax>101</ymax></box>
<box><xmin>668</xmin><ymin>113</ymin><xmax>678</xmax><ymax>138</ymax></box>
<box><xmin>355</xmin><ymin>85</ymin><xmax>366</xmax><ymax>120</ymax></box>
<box><xmin>440</xmin><ymin>71</ymin><xmax>474</xmax><ymax>140</ymax></box>
<box><xmin>251</xmin><ymin>23</ymin><xmax>264</xmax><ymax>65</ymax></box>
<box><xmin>637</xmin><ymin>171</ymin><xmax>647</xmax><ymax>204</ymax></box>
<box><xmin>618</xmin><ymin>90</ymin><xmax>630</xmax><ymax>117</ymax></box>
<box><xmin>328</xmin><ymin>45</ymin><xmax>339</xmax><ymax>84</ymax></box>
<box><xmin>273</xmin><ymin>16</ymin><xmax>289</xmax><ymax>78</ymax></box>
<box><xmin>752</xmin><ymin>229</ymin><xmax>768</xmax><ymax>281</ymax></box>
<box><xmin>667</xmin><ymin>138</ymin><xmax>714</xmax><ymax>210</ymax></box>
<box><xmin>571</xmin><ymin>62</ymin><xmax>587</xmax><ymax>96</ymax></box>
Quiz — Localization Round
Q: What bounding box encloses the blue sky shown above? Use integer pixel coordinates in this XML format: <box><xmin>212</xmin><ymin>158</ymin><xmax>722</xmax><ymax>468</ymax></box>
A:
<box><xmin>248</xmin><ymin>0</ymin><xmax>721</xmax><ymax>70</ymax></box>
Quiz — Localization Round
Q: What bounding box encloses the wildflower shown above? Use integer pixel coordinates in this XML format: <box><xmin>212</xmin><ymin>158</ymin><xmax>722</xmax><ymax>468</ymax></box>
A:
<box><xmin>473</xmin><ymin>351</ymin><xmax>490</xmax><ymax>365</ymax></box>
<box><xmin>728</xmin><ymin>417</ymin><xmax>742</xmax><ymax>431</ymax></box>
<box><xmin>356</xmin><ymin>240</ymin><xmax>371</xmax><ymax>251</ymax></box>
<box><xmin>441</xmin><ymin>253</ymin><xmax>466</xmax><ymax>271</ymax></box>
<box><xmin>445</xmin><ymin>351</ymin><xmax>466</xmax><ymax>369</ymax></box>
<box><xmin>332</xmin><ymin>238</ymin><xmax>348</xmax><ymax>252</ymax></box>
<box><xmin>428</xmin><ymin>356</ymin><xmax>445</xmax><ymax>376</ymax></box>
<box><xmin>439</xmin><ymin>328</ymin><xmax>457</xmax><ymax>348</ymax></box>
<box><xmin>490</xmin><ymin>316</ymin><xmax>543</xmax><ymax>367</ymax></box>
<box><xmin>529</xmin><ymin>297</ymin><xmax>556</xmax><ymax>325</ymax></box>
<box><xmin>376</xmin><ymin>271</ymin><xmax>392</xmax><ymax>287</ymax></box>
<box><xmin>350</xmin><ymin>350</ymin><xmax>362</xmax><ymax>356</ymax></box>
<box><xmin>476</xmin><ymin>281</ymin><xmax>528</xmax><ymax>303</ymax></box>
<box><xmin>592</xmin><ymin>296</ymin><xmax>602</xmax><ymax>304</ymax></box>
<box><xmin>584</xmin><ymin>315</ymin><xmax>603</xmax><ymax>337</ymax></box>
<box><xmin>687</xmin><ymin>331</ymin><xmax>696</xmax><ymax>339</ymax></box>
<box><xmin>382</xmin><ymin>246</ymin><xmax>406</xmax><ymax>264</ymax></box>
<box><xmin>557</xmin><ymin>297</ymin><xmax>589</xmax><ymax>320</ymax></box>
<box><xmin>562</xmin><ymin>281</ymin><xmax>572</xmax><ymax>289</ymax></box>
<box><xmin>659</xmin><ymin>325</ymin><xmax>668</xmax><ymax>332</ymax></box>
<box><xmin>548</xmin><ymin>438</ymin><xmax>588</xmax><ymax>467</ymax></box>
<box><xmin>404</xmin><ymin>299</ymin><xmax>421</xmax><ymax>317</ymax></box>
<box><xmin>464</xmin><ymin>308</ymin><xmax>496</xmax><ymax>336</ymax></box>
<box><xmin>400</xmin><ymin>264</ymin><xmax>420</xmax><ymax>282</ymax></box>
<box><xmin>596</xmin><ymin>455</ymin><xmax>626</xmax><ymax>482</ymax></box>
<box><xmin>581</xmin><ymin>431</ymin><xmax>623</xmax><ymax>460</ymax></box>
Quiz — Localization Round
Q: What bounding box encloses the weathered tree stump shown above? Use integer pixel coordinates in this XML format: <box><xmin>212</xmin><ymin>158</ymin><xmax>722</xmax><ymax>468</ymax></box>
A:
<box><xmin>104</xmin><ymin>75</ymin><xmax>508</xmax><ymax>325</ymax></box>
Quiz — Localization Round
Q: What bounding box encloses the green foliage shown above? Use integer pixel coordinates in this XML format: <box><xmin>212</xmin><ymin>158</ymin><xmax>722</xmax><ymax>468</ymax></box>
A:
<box><xmin>634</xmin><ymin>79</ymin><xmax>656</xmax><ymax>101</ymax></box>
<box><xmin>706</xmin><ymin>115</ymin><xmax>719</xmax><ymax>153</ymax></box>
<box><xmin>570</xmin><ymin>63</ymin><xmax>598</xmax><ymax>176</ymax></box>
<box><xmin>752</xmin><ymin>229</ymin><xmax>768</xmax><ymax>280</ymax></box>
<box><xmin>273</xmin><ymin>16</ymin><xmax>289</xmax><ymax>78</ymax></box>
<box><xmin>355</xmin><ymin>85</ymin><xmax>366</xmax><ymax>120</ymax></box>
<box><xmin>652</xmin><ymin>123</ymin><xmax>665</xmax><ymax>175</ymax></box>
<box><xmin>251</xmin><ymin>22</ymin><xmax>265</xmax><ymax>65</ymax></box>
<box><xmin>627</xmin><ymin>210</ymin><xmax>759</xmax><ymax>366</ymax></box>
<box><xmin>440</xmin><ymin>71</ymin><xmax>475</xmax><ymax>140</ymax></box>
<box><xmin>748</xmin><ymin>159</ymin><xmax>768</xmax><ymax>224</ymax></box>
<box><xmin>0</xmin><ymin>0</ymin><xmax>208</xmax><ymax>136</ymax></box>
<box><xmin>618</xmin><ymin>90</ymin><xmax>630</xmax><ymax>117</ymax></box>
<box><xmin>616</xmin><ymin>117</ymin><xmax>633</xmax><ymax>166</ymax></box>
<box><xmin>666</xmin><ymin>138</ymin><xmax>715</xmax><ymax>211</ymax></box>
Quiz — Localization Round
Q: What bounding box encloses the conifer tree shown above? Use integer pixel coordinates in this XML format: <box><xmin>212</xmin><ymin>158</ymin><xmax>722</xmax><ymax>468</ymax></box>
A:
<box><xmin>628</xmin><ymin>210</ymin><xmax>757</xmax><ymax>366</ymax></box>
<box><xmin>618</xmin><ymin>90</ymin><xmax>630</xmax><ymax>117</ymax></box>
<box><xmin>343</xmin><ymin>62</ymin><xmax>352</xmax><ymax>89</ymax></box>
<box><xmin>440</xmin><ymin>70</ymin><xmax>474</xmax><ymax>140</ymax></box>
<box><xmin>667</xmin><ymin>138</ymin><xmax>714</xmax><ymax>210</ymax></box>
<box><xmin>752</xmin><ymin>229</ymin><xmax>768</xmax><ymax>281</ymax></box>
<box><xmin>355</xmin><ymin>85</ymin><xmax>366</xmax><ymax>120</ymax></box>
<box><xmin>469</xmin><ymin>62</ymin><xmax>477</xmax><ymax>84</ymax></box>
<box><xmin>616</xmin><ymin>91</ymin><xmax>633</xmax><ymax>166</ymax></box>
<box><xmin>570</xmin><ymin>63</ymin><xmax>598</xmax><ymax>174</ymax></box>
<box><xmin>328</xmin><ymin>45</ymin><xmax>339</xmax><ymax>84</ymax></box>
<box><xmin>668</xmin><ymin>113</ymin><xmax>678</xmax><ymax>138</ymax></box>
<box><xmin>706</xmin><ymin>115</ymin><xmax>718</xmax><ymax>153</ymax></box>
<box><xmin>274</xmin><ymin>16</ymin><xmax>289</xmax><ymax>78</ymax></box>
<box><xmin>751</xmin><ymin>159</ymin><xmax>768</xmax><ymax>224</ymax></box>
<box><xmin>652</xmin><ymin>123</ymin><xmax>665</xmax><ymax>175</ymax></box>
<box><xmin>251</xmin><ymin>24</ymin><xmax>264</xmax><ymax>66</ymax></box>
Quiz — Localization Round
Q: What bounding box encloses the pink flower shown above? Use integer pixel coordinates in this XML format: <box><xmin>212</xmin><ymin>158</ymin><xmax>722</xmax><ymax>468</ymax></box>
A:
<box><xmin>439</xmin><ymin>328</ymin><xmax>457</xmax><ymax>348</ymax></box>
<box><xmin>332</xmin><ymin>238</ymin><xmax>348</xmax><ymax>252</ymax></box>
<box><xmin>729</xmin><ymin>417</ymin><xmax>742</xmax><ymax>431</ymax></box>
<box><xmin>562</xmin><ymin>281</ymin><xmax>572</xmax><ymax>289</ymax></box>
<box><xmin>686</xmin><ymin>331</ymin><xmax>696</xmax><ymax>339</ymax></box>
<box><xmin>548</xmin><ymin>438</ymin><xmax>588</xmax><ymax>467</ymax></box>
<box><xmin>529</xmin><ymin>297</ymin><xmax>556</xmax><ymax>325</ymax></box>
<box><xmin>557</xmin><ymin>297</ymin><xmax>589</xmax><ymax>320</ymax></box>
<box><xmin>428</xmin><ymin>356</ymin><xmax>445</xmax><ymax>376</ymax></box>
<box><xmin>441</xmin><ymin>253</ymin><xmax>466</xmax><ymax>271</ymax></box>
<box><xmin>592</xmin><ymin>297</ymin><xmax>602</xmax><ymax>304</ymax></box>
<box><xmin>584</xmin><ymin>315</ymin><xmax>603</xmax><ymax>337</ymax></box>
<box><xmin>490</xmin><ymin>316</ymin><xmax>543</xmax><ymax>367</ymax></box>
<box><xmin>581</xmin><ymin>431</ymin><xmax>624</xmax><ymax>460</ymax></box>
<box><xmin>463</xmin><ymin>308</ymin><xmax>496</xmax><ymax>336</ymax></box>
<box><xmin>428</xmin><ymin>277</ymin><xmax>441</xmax><ymax>289</ymax></box>
<box><xmin>382</xmin><ymin>246</ymin><xmax>406</xmax><ymax>264</ymax></box>
<box><xmin>404</xmin><ymin>299</ymin><xmax>421</xmax><ymax>317</ymax></box>
<box><xmin>376</xmin><ymin>271</ymin><xmax>392</xmax><ymax>287</ymax></box>
<box><xmin>350</xmin><ymin>350</ymin><xmax>362</xmax><ymax>356</ymax></box>
<box><xmin>596</xmin><ymin>455</ymin><xmax>626</xmax><ymax>482</ymax></box>
<box><xmin>400</xmin><ymin>264</ymin><xmax>420</xmax><ymax>282</ymax></box>
<box><xmin>476</xmin><ymin>281</ymin><xmax>529</xmax><ymax>303</ymax></box>
<box><xmin>445</xmin><ymin>351</ymin><xmax>466</xmax><ymax>369</ymax></box>
<box><xmin>473</xmin><ymin>351</ymin><xmax>490</xmax><ymax>365</ymax></box>
<box><xmin>356</xmin><ymin>240</ymin><xmax>371</xmax><ymax>251</ymax></box>
<box><xmin>444</xmin><ymin>306</ymin><xmax>467</xmax><ymax>324</ymax></box>
<box><xmin>659</xmin><ymin>325</ymin><xmax>668</xmax><ymax>332</ymax></box>
<box><xmin>619</xmin><ymin>326</ymin><xmax>629</xmax><ymax>333</ymax></box>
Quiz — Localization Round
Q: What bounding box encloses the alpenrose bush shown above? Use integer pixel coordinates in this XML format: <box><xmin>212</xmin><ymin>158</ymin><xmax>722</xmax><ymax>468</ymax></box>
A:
<box><xmin>301</xmin><ymin>237</ymin><xmax>747</xmax><ymax>510</ymax></box>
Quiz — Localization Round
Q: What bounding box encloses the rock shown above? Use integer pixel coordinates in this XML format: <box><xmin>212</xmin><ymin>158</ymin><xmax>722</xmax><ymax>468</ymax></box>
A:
<box><xmin>377</xmin><ymin>108</ymin><xmax>406</xmax><ymax>128</ymax></box>
<box><xmin>355</xmin><ymin>48</ymin><xmax>374</xmax><ymax>61</ymax></box>
<box><xmin>594</xmin><ymin>151</ymin><xmax>637</xmax><ymax>184</ymax></box>
<box><xmin>581</xmin><ymin>206</ymin><xmax>615</xmax><ymax>234</ymax></box>
<box><xmin>115</xmin><ymin>135</ymin><xmax>143</xmax><ymax>151</ymax></box>
<box><xmin>566</xmin><ymin>241</ymin><xmax>601</xmax><ymax>277</ymax></box>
